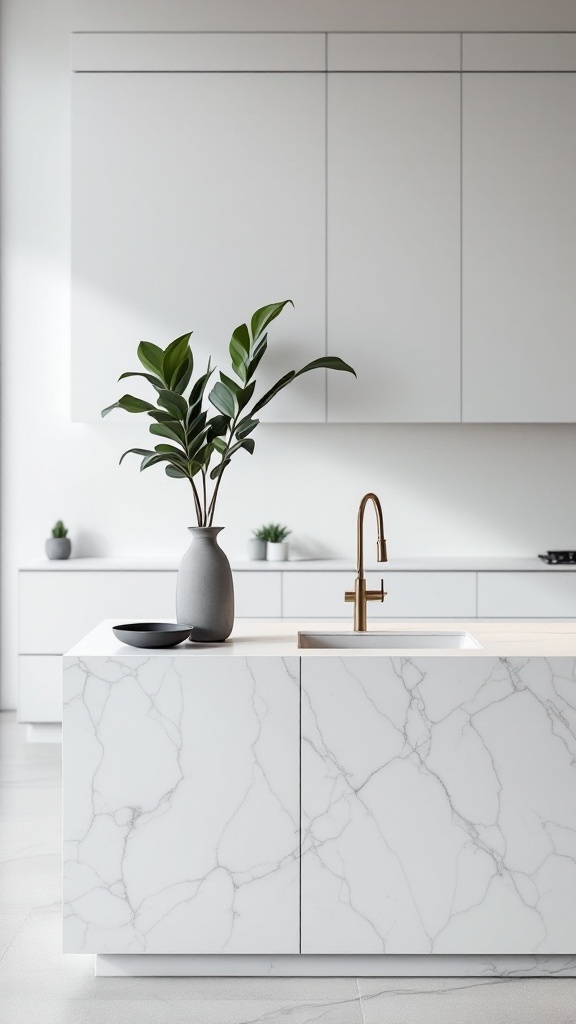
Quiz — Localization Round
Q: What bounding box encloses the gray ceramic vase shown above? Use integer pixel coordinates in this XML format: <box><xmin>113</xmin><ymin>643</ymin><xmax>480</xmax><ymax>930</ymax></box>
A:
<box><xmin>176</xmin><ymin>527</ymin><xmax>234</xmax><ymax>643</ymax></box>
<box><xmin>45</xmin><ymin>537</ymin><xmax>71</xmax><ymax>560</ymax></box>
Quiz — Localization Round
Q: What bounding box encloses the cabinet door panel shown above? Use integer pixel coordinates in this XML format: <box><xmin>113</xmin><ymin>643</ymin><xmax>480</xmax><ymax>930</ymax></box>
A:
<box><xmin>301</xmin><ymin>656</ymin><xmax>576</xmax><ymax>953</ymax></box>
<box><xmin>477</xmin><ymin>572</ymin><xmax>576</xmax><ymax>618</ymax></box>
<box><xmin>72</xmin><ymin>73</ymin><xmax>325</xmax><ymax>422</ymax></box>
<box><xmin>463</xmin><ymin>74</ymin><xmax>576</xmax><ymax>422</ymax></box>
<box><xmin>327</xmin><ymin>73</ymin><xmax>461</xmax><ymax>422</ymax></box>
<box><xmin>64</xmin><ymin>656</ymin><xmax>300</xmax><ymax>953</ymax></box>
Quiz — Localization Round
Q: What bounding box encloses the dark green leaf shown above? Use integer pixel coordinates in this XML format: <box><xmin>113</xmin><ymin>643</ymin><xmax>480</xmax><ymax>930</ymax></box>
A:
<box><xmin>149</xmin><ymin>409</ymin><xmax>176</xmax><ymax>423</ymax></box>
<box><xmin>209</xmin><ymin>381</ymin><xmax>236</xmax><ymax>418</ymax></box>
<box><xmin>189</xmin><ymin>363</ymin><xmax>214</xmax><ymax>408</ymax></box>
<box><xmin>165</xmin><ymin>465</ymin><xmax>188</xmax><ymax>479</ymax></box>
<box><xmin>219</xmin><ymin>372</ymin><xmax>242</xmax><ymax>396</ymax></box>
<box><xmin>158</xmin><ymin>389</ymin><xmax>188</xmax><ymax>420</ymax></box>
<box><xmin>140</xmin><ymin>453</ymin><xmax>166</xmax><ymax>471</ymax></box>
<box><xmin>245</xmin><ymin>334</ymin><xmax>267</xmax><ymax>381</ymax></box>
<box><xmin>229</xmin><ymin>323</ymin><xmax>250</xmax><ymax>379</ymax></box>
<box><xmin>172</xmin><ymin>354</ymin><xmax>194</xmax><ymax>395</ymax></box>
<box><xmin>149</xmin><ymin>421</ymin><xmax>186</xmax><ymax>445</ymax></box>
<box><xmin>232</xmin><ymin>322</ymin><xmax>250</xmax><ymax>354</ymax></box>
<box><xmin>294</xmin><ymin>356</ymin><xmax>357</xmax><ymax>379</ymax></box>
<box><xmin>210</xmin><ymin>458</ymin><xmax>231</xmax><ymax>480</ymax></box>
<box><xmin>101</xmin><ymin>394</ymin><xmax>156</xmax><ymax>418</ymax></box>
<box><xmin>118</xmin><ymin>371</ymin><xmax>164</xmax><ymax>391</ymax></box>
<box><xmin>250</xmin><ymin>371</ymin><xmax>296</xmax><ymax>415</ymax></box>
<box><xmin>186</xmin><ymin>412</ymin><xmax>207</xmax><ymax>444</ymax></box>
<box><xmin>153</xmin><ymin>444</ymin><xmax>189</xmax><ymax>468</ymax></box>
<box><xmin>162</xmin><ymin>333</ymin><xmax>192</xmax><ymax>389</ymax></box>
<box><xmin>237</xmin><ymin>380</ymin><xmax>256</xmax><ymax>410</ymax></box>
<box><xmin>236</xmin><ymin>417</ymin><xmax>259</xmax><ymax>439</ymax></box>
<box><xmin>138</xmin><ymin>341</ymin><xmax>165</xmax><ymax>377</ymax></box>
<box><xmin>187</xmin><ymin>428</ymin><xmax>210</xmax><ymax>458</ymax></box>
<box><xmin>206</xmin><ymin>415</ymin><xmax>229</xmax><ymax>440</ymax></box>
<box><xmin>250</xmin><ymin>300</ymin><xmax>293</xmax><ymax>342</ymax></box>
<box><xmin>119</xmin><ymin>447</ymin><xmax>154</xmax><ymax>465</ymax></box>
<box><xmin>213</xmin><ymin>436</ymin><xmax>227</xmax><ymax>454</ymax></box>
<box><xmin>229</xmin><ymin>438</ymin><xmax>255</xmax><ymax>457</ymax></box>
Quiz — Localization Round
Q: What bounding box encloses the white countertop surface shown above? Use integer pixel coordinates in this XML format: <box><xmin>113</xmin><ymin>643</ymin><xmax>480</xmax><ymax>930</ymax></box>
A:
<box><xmin>65</xmin><ymin>618</ymin><xmax>576</xmax><ymax>659</ymax></box>
<box><xmin>21</xmin><ymin>556</ymin><xmax>572</xmax><ymax>572</ymax></box>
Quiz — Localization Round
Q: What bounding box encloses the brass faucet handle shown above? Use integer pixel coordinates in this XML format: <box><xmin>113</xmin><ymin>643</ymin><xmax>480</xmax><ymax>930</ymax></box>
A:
<box><xmin>366</xmin><ymin>580</ymin><xmax>386</xmax><ymax>603</ymax></box>
<box><xmin>344</xmin><ymin>590</ymin><xmax>356</xmax><ymax>603</ymax></box>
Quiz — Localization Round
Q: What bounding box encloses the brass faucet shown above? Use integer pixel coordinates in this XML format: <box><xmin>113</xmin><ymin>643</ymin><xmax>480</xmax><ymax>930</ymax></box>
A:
<box><xmin>345</xmin><ymin>493</ymin><xmax>388</xmax><ymax>631</ymax></box>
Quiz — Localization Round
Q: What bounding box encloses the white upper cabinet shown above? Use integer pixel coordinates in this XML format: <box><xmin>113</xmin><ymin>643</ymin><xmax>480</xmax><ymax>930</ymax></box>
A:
<box><xmin>72</xmin><ymin>66</ymin><xmax>326</xmax><ymax>422</ymax></box>
<box><xmin>462</xmin><ymin>69</ymin><xmax>576</xmax><ymax>422</ymax></box>
<box><xmin>326</xmin><ymin>72</ymin><xmax>461</xmax><ymax>422</ymax></box>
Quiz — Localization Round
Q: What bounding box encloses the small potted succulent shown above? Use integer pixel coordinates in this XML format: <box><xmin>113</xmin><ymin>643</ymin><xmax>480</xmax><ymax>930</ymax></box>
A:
<box><xmin>261</xmin><ymin>523</ymin><xmax>291</xmax><ymax>562</ymax></box>
<box><xmin>46</xmin><ymin>520</ymin><xmax>71</xmax><ymax>560</ymax></box>
<box><xmin>248</xmin><ymin>526</ymin><xmax>268</xmax><ymax>561</ymax></box>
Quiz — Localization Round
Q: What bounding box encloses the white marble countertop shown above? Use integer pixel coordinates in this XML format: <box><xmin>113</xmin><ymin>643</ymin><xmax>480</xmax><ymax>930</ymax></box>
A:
<box><xmin>65</xmin><ymin>618</ymin><xmax>576</xmax><ymax>659</ymax></box>
<box><xmin>21</xmin><ymin>556</ymin><xmax>572</xmax><ymax>572</ymax></box>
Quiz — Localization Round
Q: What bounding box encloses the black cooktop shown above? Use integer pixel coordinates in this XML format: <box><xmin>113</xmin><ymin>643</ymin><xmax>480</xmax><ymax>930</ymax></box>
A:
<box><xmin>538</xmin><ymin>551</ymin><xmax>576</xmax><ymax>565</ymax></box>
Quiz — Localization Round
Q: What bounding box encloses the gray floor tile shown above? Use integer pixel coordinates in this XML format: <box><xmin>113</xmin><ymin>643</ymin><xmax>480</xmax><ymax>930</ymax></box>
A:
<box><xmin>357</xmin><ymin>977</ymin><xmax>576</xmax><ymax>1024</ymax></box>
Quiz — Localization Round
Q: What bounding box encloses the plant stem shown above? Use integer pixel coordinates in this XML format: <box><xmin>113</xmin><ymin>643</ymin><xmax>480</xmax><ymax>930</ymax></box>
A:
<box><xmin>189</xmin><ymin>477</ymin><xmax>202</xmax><ymax>526</ymax></box>
<box><xmin>201</xmin><ymin>469</ymin><xmax>208</xmax><ymax>527</ymax></box>
<box><xmin>206</xmin><ymin>410</ymin><xmax>241</xmax><ymax>526</ymax></box>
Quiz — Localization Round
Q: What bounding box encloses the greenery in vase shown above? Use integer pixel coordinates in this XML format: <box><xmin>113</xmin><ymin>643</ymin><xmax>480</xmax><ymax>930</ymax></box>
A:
<box><xmin>255</xmin><ymin>523</ymin><xmax>291</xmax><ymax>543</ymax></box>
<box><xmin>51</xmin><ymin>520</ymin><xmax>68</xmax><ymax>539</ymax></box>
<box><xmin>102</xmin><ymin>300</ymin><xmax>356</xmax><ymax>526</ymax></box>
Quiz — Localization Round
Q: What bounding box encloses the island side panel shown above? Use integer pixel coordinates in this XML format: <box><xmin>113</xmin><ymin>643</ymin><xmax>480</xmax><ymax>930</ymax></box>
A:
<box><xmin>63</xmin><ymin>655</ymin><xmax>300</xmax><ymax>954</ymax></box>
<box><xmin>301</xmin><ymin>656</ymin><xmax>576</xmax><ymax>955</ymax></box>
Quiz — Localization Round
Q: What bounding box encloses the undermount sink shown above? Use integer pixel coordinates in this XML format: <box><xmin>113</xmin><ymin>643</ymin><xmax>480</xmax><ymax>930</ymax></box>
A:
<box><xmin>298</xmin><ymin>631</ymin><xmax>482</xmax><ymax>650</ymax></box>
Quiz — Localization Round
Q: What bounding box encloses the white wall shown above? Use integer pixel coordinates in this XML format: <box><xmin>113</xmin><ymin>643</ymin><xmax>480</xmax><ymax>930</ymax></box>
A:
<box><xmin>2</xmin><ymin>0</ymin><xmax>576</xmax><ymax>709</ymax></box>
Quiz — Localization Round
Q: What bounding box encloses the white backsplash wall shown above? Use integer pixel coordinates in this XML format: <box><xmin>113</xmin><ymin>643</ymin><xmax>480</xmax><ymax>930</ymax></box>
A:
<box><xmin>3</xmin><ymin>0</ymin><xmax>576</xmax><ymax>710</ymax></box>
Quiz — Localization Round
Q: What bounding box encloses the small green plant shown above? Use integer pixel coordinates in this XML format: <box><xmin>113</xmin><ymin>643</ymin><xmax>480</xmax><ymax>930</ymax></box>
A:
<box><xmin>51</xmin><ymin>520</ymin><xmax>68</xmax><ymax>539</ymax></box>
<box><xmin>102</xmin><ymin>300</ymin><xmax>355</xmax><ymax>526</ymax></box>
<box><xmin>257</xmin><ymin>523</ymin><xmax>291</xmax><ymax>543</ymax></box>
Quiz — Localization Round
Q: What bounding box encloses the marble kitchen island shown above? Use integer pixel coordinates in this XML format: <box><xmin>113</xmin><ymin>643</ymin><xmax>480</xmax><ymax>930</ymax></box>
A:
<box><xmin>63</xmin><ymin>620</ymin><xmax>576</xmax><ymax>977</ymax></box>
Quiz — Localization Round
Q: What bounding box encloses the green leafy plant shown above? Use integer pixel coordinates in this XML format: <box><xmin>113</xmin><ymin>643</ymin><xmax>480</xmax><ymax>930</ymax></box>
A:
<box><xmin>102</xmin><ymin>300</ymin><xmax>356</xmax><ymax>526</ymax></box>
<box><xmin>51</xmin><ymin>520</ymin><xmax>68</xmax><ymax>539</ymax></box>
<box><xmin>256</xmin><ymin>523</ymin><xmax>291</xmax><ymax>543</ymax></box>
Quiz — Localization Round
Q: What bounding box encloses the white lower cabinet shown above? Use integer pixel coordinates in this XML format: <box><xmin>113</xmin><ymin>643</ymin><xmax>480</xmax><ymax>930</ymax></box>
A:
<box><xmin>282</xmin><ymin>572</ymin><xmax>476</xmax><ymax>619</ymax></box>
<box><xmin>63</xmin><ymin>655</ymin><xmax>300</xmax><ymax>953</ymax></box>
<box><xmin>300</xmin><ymin>656</ymin><xmax>576</xmax><ymax>954</ymax></box>
<box><xmin>19</xmin><ymin>656</ymin><xmax>62</xmax><ymax>723</ymax></box>
<box><xmin>478</xmin><ymin>572</ymin><xmax>576</xmax><ymax>618</ymax></box>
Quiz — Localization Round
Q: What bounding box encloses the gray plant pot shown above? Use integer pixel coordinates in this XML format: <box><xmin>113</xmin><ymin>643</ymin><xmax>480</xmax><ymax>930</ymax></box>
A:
<box><xmin>247</xmin><ymin>537</ymin><xmax>267</xmax><ymax>561</ymax></box>
<box><xmin>176</xmin><ymin>527</ymin><xmax>234</xmax><ymax>643</ymax></box>
<box><xmin>45</xmin><ymin>537</ymin><xmax>71</xmax><ymax>560</ymax></box>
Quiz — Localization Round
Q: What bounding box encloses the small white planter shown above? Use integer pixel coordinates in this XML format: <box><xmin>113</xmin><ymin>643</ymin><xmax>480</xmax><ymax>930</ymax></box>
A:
<box><xmin>247</xmin><ymin>538</ymin><xmax>267</xmax><ymax>561</ymax></box>
<box><xmin>267</xmin><ymin>541</ymin><xmax>289</xmax><ymax>562</ymax></box>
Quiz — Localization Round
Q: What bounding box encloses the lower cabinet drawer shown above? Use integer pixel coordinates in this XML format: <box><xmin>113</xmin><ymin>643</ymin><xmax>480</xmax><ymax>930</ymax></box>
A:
<box><xmin>19</xmin><ymin>655</ymin><xmax>62</xmax><ymax>723</ymax></box>
<box><xmin>478</xmin><ymin>572</ymin><xmax>576</xmax><ymax>617</ymax></box>
<box><xmin>282</xmin><ymin>572</ymin><xmax>476</xmax><ymax>619</ymax></box>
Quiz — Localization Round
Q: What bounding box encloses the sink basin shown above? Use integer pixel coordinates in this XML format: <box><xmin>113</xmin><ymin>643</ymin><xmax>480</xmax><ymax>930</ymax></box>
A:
<box><xmin>298</xmin><ymin>631</ymin><xmax>482</xmax><ymax>650</ymax></box>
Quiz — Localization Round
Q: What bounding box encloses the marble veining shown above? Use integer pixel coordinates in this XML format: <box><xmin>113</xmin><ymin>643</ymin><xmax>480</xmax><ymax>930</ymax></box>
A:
<box><xmin>301</xmin><ymin>657</ymin><xmax>576</xmax><ymax>955</ymax></box>
<box><xmin>63</xmin><ymin>655</ymin><xmax>300</xmax><ymax>954</ymax></box>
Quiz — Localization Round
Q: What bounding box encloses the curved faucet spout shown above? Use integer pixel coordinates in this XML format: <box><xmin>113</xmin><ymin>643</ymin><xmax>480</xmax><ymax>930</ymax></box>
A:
<box><xmin>357</xmin><ymin>492</ymin><xmax>388</xmax><ymax>579</ymax></box>
<box><xmin>345</xmin><ymin>492</ymin><xmax>388</xmax><ymax>631</ymax></box>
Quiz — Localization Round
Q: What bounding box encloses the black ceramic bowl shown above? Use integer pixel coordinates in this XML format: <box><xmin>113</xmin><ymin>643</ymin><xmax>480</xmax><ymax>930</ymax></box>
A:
<box><xmin>112</xmin><ymin>623</ymin><xmax>193</xmax><ymax>649</ymax></box>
